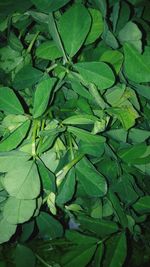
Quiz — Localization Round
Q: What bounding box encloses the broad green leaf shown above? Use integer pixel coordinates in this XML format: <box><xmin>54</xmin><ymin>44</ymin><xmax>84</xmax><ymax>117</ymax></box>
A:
<box><xmin>75</xmin><ymin>62</ymin><xmax>115</xmax><ymax>90</ymax></box>
<box><xmin>56</xmin><ymin>168</ymin><xmax>76</xmax><ymax>205</ymax></box>
<box><xmin>103</xmin><ymin>233</ymin><xmax>127</xmax><ymax>267</ymax></box>
<box><xmin>133</xmin><ymin>196</ymin><xmax>150</xmax><ymax>214</ymax></box>
<box><xmin>0</xmin><ymin>87</ymin><xmax>24</xmax><ymax>114</ymax></box>
<box><xmin>63</xmin><ymin>115</ymin><xmax>99</xmax><ymax>125</ymax></box>
<box><xmin>78</xmin><ymin>216</ymin><xmax>118</xmax><ymax>238</ymax></box>
<box><xmin>65</xmin><ymin>230</ymin><xmax>99</xmax><ymax>245</ymax></box>
<box><xmin>133</xmin><ymin>84</ymin><xmax>150</xmax><ymax>100</ymax></box>
<box><xmin>3</xmin><ymin>197</ymin><xmax>36</xmax><ymax>224</ymax></box>
<box><xmin>0</xmin><ymin>120</ymin><xmax>30</xmax><ymax>152</ymax></box>
<box><xmin>37</xmin><ymin>160</ymin><xmax>56</xmax><ymax>192</ymax></box>
<box><xmin>129</xmin><ymin>128</ymin><xmax>150</xmax><ymax>143</ymax></box>
<box><xmin>85</xmin><ymin>8</ymin><xmax>103</xmax><ymax>45</ymax></box>
<box><xmin>58</xmin><ymin>4</ymin><xmax>91</xmax><ymax>57</ymax></box>
<box><xmin>14</xmin><ymin>244</ymin><xmax>36</xmax><ymax>267</ymax></box>
<box><xmin>0</xmin><ymin>217</ymin><xmax>17</xmax><ymax>244</ymax></box>
<box><xmin>4</xmin><ymin>161</ymin><xmax>40</xmax><ymax>199</ymax></box>
<box><xmin>91</xmin><ymin>243</ymin><xmax>104</xmax><ymax>267</ymax></box>
<box><xmin>31</xmin><ymin>0</ymin><xmax>70</xmax><ymax>12</ymax></box>
<box><xmin>36</xmin><ymin>211</ymin><xmax>63</xmax><ymax>239</ymax></box>
<box><xmin>76</xmin><ymin>158</ymin><xmax>107</xmax><ymax>197</ymax></box>
<box><xmin>0</xmin><ymin>46</ymin><xmax>23</xmax><ymax>73</ymax></box>
<box><xmin>36</xmin><ymin>41</ymin><xmax>63</xmax><ymax>60</ymax></box>
<box><xmin>68</xmin><ymin>126</ymin><xmax>106</xmax><ymax>144</ymax></box>
<box><xmin>20</xmin><ymin>221</ymin><xmax>35</xmax><ymax>242</ymax></box>
<box><xmin>0</xmin><ymin>151</ymin><xmax>30</xmax><ymax>172</ymax></box>
<box><xmin>71</xmin><ymin>81</ymin><xmax>93</xmax><ymax>101</ymax></box>
<box><xmin>100</xmin><ymin>50</ymin><xmax>123</xmax><ymax>73</ymax></box>
<box><xmin>108</xmin><ymin>105</ymin><xmax>139</xmax><ymax>130</ymax></box>
<box><xmin>9</xmin><ymin>32</ymin><xmax>23</xmax><ymax>52</ymax></box>
<box><xmin>118</xmin><ymin>143</ymin><xmax>147</xmax><ymax>163</ymax></box>
<box><xmin>13</xmin><ymin>65</ymin><xmax>43</xmax><ymax>90</ymax></box>
<box><xmin>124</xmin><ymin>43</ymin><xmax>150</xmax><ymax>83</ymax></box>
<box><xmin>79</xmin><ymin>141</ymin><xmax>104</xmax><ymax>157</ymax></box>
<box><xmin>118</xmin><ymin>21</ymin><xmax>142</xmax><ymax>52</ymax></box>
<box><xmin>33</xmin><ymin>77</ymin><xmax>56</xmax><ymax>118</ymax></box>
<box><xmin>61</xmin><ymin>244</ymin><xmax>97</xmax><ymax>267</ymax></box>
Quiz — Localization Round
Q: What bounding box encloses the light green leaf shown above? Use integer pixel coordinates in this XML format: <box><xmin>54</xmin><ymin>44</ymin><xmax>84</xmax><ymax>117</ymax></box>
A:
<box><xmin>36</xmin><ymin>41</ymin><xmax>63</xmax><ymax>60</ymax></box>
<box><xmin>76</xmin><ymin>158</ymin><xmax>107</xmax><ymax>197</ymax></box>
<box><xmin>124</xmin><ymin>43</ymin><xmax>150</xmax><ymax>83</ymax></box>
<box><xmin>0</xmin><ymin>151</ymin><xmax>30</xmax><ymax>172</ymax></box>
<box><xmin>75</xmin><ymin>62</ymin><xmax>115</xmax><ymax>90</ymax></box>
<box><xmin>0</xmin><ymin>217</ymin><xmax>17</xmax><ymax>244</ymax></box>
<box><xmin>133</xmin><ymin>196</ymin><xmax>150</xmax><ymax>214</ymax></box>
<box><xmin>36</xmin><ymin>211</ymin><xmax>63</xmax><ymax>239</ymax></box>
<box><xmin>118</xmin><ymin>21</ymin><xmax>142</xmax><ymax>52</ymax></box>
<box><xmin>33</xmin><ymin>77</ymin><xmax>56</xmax><ymax>118</ymax></box>
<box><xmin>68</xmin><ymin>126</ymin><xmax>106</xmax><ymax>144</ymax></box>
<box><xmin>63</xmin><ymin>115</ymin><xmax>99</xmax><ymax>125</ymax></box>
<box><xmin>0</xmin><ymin>120</ymin><xmax>30</xmax><ymax>152</ymax></box>
<box><xmin>58</xmin><ymin>4</ymin><xmax>91</xmax><ymax>57</ymax></box>
<box><xmin>56</xmin><ymin>168</ymin><xmax>76</xmax><ymax>205</ymax></box>
<box><xmin>4</xmin><ymin>161</ymin><xmax>40</xmax><ymax>199</ymax></box>
<box><xmin>3</xmin><ymin>197</ymin><xmax>36</xmax><ymax>224</ymax></box>
<box><xmin>85</xmin><ymin>8</ymin><xmax>103</xmax><ymax>45</ymax></box>
<box><xmin>0</xmin><ymin>87</ymin><xmax>24</xmax><ymax>114</ymax></box>
<box><xmin>13</xmin><ymin>65</ymin><xmax>43</xmax><ymax>90</ymax></box>
<box><xmin>100</xmin><ymin>50</ymin><xmax>123</xmax><ymax>73</ymax></box>
<box><xmin>103</xmin><ymin>233</ymin><xmax>127</xmax><ymax>267</ymax></box>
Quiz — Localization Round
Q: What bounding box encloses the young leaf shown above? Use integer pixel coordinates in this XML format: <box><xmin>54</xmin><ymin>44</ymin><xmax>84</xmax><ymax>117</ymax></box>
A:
<box><xmin>58</xmin><ymin>4</ymin><xmax>91</xmax><ymax>57</ymax></box>
<box><xmin>3</xmin><ymin>197</ymin><xmax>36</xmax><ymax>224</ymax></box>
<box><xmin>4</xmin><ymin>161</ymin><xmax>40</xmax><ymax>199</ymax></box>
<box><xmin>36</xmin><ymin>41</ymin><xmax>63</xmax><ymax>60</ymax></box>
<box><xmin>75</xmin><ymin>62</ymin><xmax>115</xmax><ymax>90</ymax></box>
<box><xmin>0</xmin><ymin>119</ymin><xmax>30</xmax><ymax>152</ymax></box>
<box><xmin>0</xmin><ymin>87</ymin><xmax>24</xmax><ymax>114</ymax></box>
<box><xmin>33</xmin><ymin>77</ymin><xmax>56</xmax><ymax>118</ymax></box>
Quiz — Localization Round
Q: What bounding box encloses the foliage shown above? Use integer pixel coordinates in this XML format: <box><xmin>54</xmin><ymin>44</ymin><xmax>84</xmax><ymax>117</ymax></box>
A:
<box><xmin>0</xmin><ymin>0</ymin><xmax>150</xmax><ymax>266</ymax></box>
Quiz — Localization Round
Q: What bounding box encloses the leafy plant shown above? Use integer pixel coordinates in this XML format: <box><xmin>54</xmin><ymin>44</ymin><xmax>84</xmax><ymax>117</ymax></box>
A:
<box><xmin>0</xmin><ymin>0</ymin><xmax>150</xmax><ymax>266</ymax></box>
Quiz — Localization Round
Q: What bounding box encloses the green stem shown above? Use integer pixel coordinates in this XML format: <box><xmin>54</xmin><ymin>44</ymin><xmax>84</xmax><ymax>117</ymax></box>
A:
<box><xmin>56</xmin><ymin>153</ymin><xmax>84</xmax><ymax>186</ymax></box>
<box><xmin>68</xmin><ymin>132</ymin><xmax>74</xmax><ymax>160</ymax></box>
<box><xmin>46</xmin><ymin>63</ymin><xmax>58</xmax><ymax>73</ymax></box>
<box><xmin>35</xmin><ymin>253</ymin><xmax>52</xmax><ymax>267</ymax></box>
<box><xmin>27</xmin><ymin>31</ymin><xmax>40</xmax><ymax>53</ymax></box>
<box><xmin>32</xmin><ymin>120</ymin><xmax>38</xmax><ymax>157</ymax></box>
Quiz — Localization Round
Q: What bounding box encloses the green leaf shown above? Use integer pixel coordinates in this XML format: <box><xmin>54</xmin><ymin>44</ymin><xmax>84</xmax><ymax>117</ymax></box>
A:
<box><xmin>85</xmin><ymin>8</ymin><xmax>103</xmax><ymax>45</ymax></box>
<box><xmin>100</xmin><ymin>50</ymin><xmax>123</xmax><ymax>73</ymax></box>
<box><xmin>75</xmin><ymin>62</ymin><xmax>115</xmax><ymax>90</ymax></box>
<box><xmin>103</xmin><ymin>233</ymin><xmax>127</xmax><ymax>267</ymax></box>
<box><xmin>108</xmin><ymin>106</ymin><xmax>139</xmax><ymax>130</ymax></box>
<box><xmin>0</xmin><ymin>217</ymin><xmax>17</xmax><ymax>244</ymax></box>
<box><xmin>13</xmin><ymin>65</ymin><xmax>43</xmax><ymax>90</ymax></box>
<box><xmin>36</xmin><ymin>211</ymin><xmax>63</xmax><ymax>239</ymax></box>
<box><xmin>76</xmin><ymin>158</ymin><xmax>107</xmax><ymax>197</ymax></box>
<box><xmin>0</xmin><ymin>87</ymin><xmax>24</xmax><ymax>114</ymax></box>
<box><xmin>0</xmin><ymin>119</ymin><xmax>30</xmax><ymax>152</ymax></box>
<box><xmin>4</xmin><ymin>161</ymin><xmax>40</xmax><ymax>199</ymax></box>
<box><xmin>37</xmin><ymin>160</ymin><xmax>56</xmax><ymax>192</ymax></box>
<box><xmin>3</xmin><ymin>197</ymin><xmax>36</xmax><ymax>224</ymax></box>
<box><xmin>63</xmin><ymin>115</ymin><xmax>99</xmax><ymax>125</ymax></box>
<box><xmin>133</xmin><ymin>196</ymin><xmax>150</xmax><ymax>214</ymax></box>
<box><xmin>91</xmin><ymin>243</ymin><xmax>104</xmax><ymax>267</ymax></box>
<box><xmin>36</xmin><ymin>41</ymin><xmax>63</xmax><ymax>60</ymax></box>
<box><xmin>62</xmin><ymin>244</ymin><xmax>97</xmax><ymax>267</ymax></box>
<box><xmin>0</xmin><ymin>151</ymin><xmax>30</xmax><ymax>172</ymax></box>
<box><xmin>124</xmin><ymin>43</ymin><xmax>150</xmax><ymax>83</ymax></box>
<box><xmin>68</xmin><ymin>126</ymin><xmax>106</xmax><ymax>144</ymax></box>
<box><xmin>118</xmin><ymin>21</ymin><xmax>142</xmax><ymax>52</ymax></box>
<box><xmin>58</xmin><ymin>4</ymin><xmax>91</xmax><ymax>57</ymax></box>
<box><xmin>56</xmin><ymin>168</ymin><xmax>76</xmax><ymax>205</ymax></box>
<box><xmin>14</xmin><ymin>244</ymin><xmax>36</xmax><ymax>267</ymax></box>
<box><xmin>118</xmin><ymin>143</ymin><xmax>147</xmax><ymax>163</ymax></box>
<box><xmin>129</xmin><ymin>128</ymin><xmax>150</xmax><ymax>143</ymax></box>
<box><xmin>33</xmin><ymin>77</ymin><xmax>56</xmax><ymax>118</ymax></box>
<box><xmin>31</xmin><ymin>0</ymin><xmax>70</xmax><ymax>12</ymax></box>
<box><xmin>78</xmin><ymin>216</ymin><xmax>118</xmax><ymax>238</ymax></box>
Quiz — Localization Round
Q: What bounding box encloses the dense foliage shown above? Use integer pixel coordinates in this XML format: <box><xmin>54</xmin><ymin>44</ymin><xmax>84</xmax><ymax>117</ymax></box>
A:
<box><xmin>0</xmin><ymin>0</ymin><xmax>150</xmax><ymax>266</ymax></box>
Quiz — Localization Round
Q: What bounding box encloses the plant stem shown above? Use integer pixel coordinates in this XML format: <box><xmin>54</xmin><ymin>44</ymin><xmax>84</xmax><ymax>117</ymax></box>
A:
<box><xmin>27</xmin><ymin>31</ymin><xmax>40</xmax><ymax>53</ymax></box>
<box><xmin>32</xmin><ymin>120</ymin><xmax>38</xmax><ymax>157</ymax></box>
<box><xmin>68</xmin><ymin>132</ymin><xmax>74</xmax><ymax>160</ymax></box>
<box><xmin>46</xmin><ymin>63</ymin><xmax>58</xmax><ymax>73</ymax></box>
<box><xmin>35</xmin><ymin>253</ymin><xmax>52</xmax><ymax>267</ymax></box>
